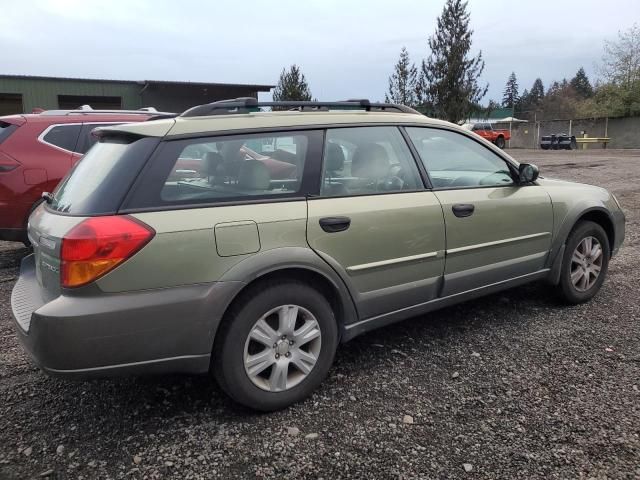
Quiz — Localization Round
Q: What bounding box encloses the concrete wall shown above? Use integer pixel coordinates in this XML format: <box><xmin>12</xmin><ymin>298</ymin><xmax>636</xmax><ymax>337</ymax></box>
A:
<box><xmin>496</xmin><ymin>116</ymin><xmax>640</xmax><ymax>149</ymax></box>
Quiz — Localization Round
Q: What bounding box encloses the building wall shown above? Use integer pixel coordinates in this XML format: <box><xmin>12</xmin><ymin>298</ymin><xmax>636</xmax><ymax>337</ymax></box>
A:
<box><xmin>141</xmin><ymin>84</ymin><xmax>259</xmax><ymax>113</ymax></box>
<box><xmin>0</xmin><ymin>77</ymin><xmax>141</xmax><ymax>112</ymax></box>
<box><xmin>0</xmin><ymin>77</ymin><xmax>269</xmax><ymax>114</ymax></box>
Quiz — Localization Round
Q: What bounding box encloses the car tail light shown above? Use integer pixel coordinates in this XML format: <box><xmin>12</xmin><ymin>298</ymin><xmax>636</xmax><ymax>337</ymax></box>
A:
<box><xmin>61</xmin><ymin>216</ymin><xmax>155</xmax><ymax>288</ymax></box>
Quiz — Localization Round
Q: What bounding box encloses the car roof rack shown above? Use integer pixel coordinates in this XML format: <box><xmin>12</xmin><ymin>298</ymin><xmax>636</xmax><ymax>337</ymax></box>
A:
<box><xmin>180</xmin><ymin>98</ymin><xmax>421</xmax><ymax>117</ymax></box>
<box><xmin>39</xmin><ymin>105</ymin><xmax>175</xmax><ymax>116</ymax></box>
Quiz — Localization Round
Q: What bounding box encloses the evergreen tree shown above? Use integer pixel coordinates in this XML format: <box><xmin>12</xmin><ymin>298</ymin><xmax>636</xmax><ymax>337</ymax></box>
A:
<box><xmin>529</xmin><ymin>78</ymin><xmax>545</xmax><ymax>105</ymax></box>
<box><xmin>416</xmin><ymin>0</ymin><xmax>488</xmax><ymax>122</ymax></box>
<box><xmin>272</xmin><ymin>65</ymin><xmax>313</xmax><ymax>102</ymax></box>
<box><xmin>385</xmin><ymin>47</ymin><xmax>418</xmax><ymax>106</ymax></box>
<box><xmin>502</xmin><ymin>72</ymin><xmax>519</xmax><ymax>109</ymax></box>
<box><xmin>570</xmin><ymin>67</ymin><xmax>593</xmax><ymax>98</ymax></box>
<box><xmin>516</xmin><ymin>88</ymin><xmax>529</xmax><ymax>112</ymax></box>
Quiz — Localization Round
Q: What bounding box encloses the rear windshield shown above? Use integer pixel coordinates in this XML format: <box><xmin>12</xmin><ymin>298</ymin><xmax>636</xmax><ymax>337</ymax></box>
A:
<box><xmin>49</xmin><ymin>136</ymin><xmax>158</xmax><ymax>215</ymax></box>
<box><xmin>0</xmin><ymin>122</ymin><xmax>18</xmax><ymax>144</ymax></box>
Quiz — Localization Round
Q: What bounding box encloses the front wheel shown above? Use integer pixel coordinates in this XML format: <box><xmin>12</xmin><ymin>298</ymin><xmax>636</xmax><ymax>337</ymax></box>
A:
<box><xmin>558</xmin><ymin>221</ymin><xmax>610</xmax><ymax>304</ymax></box>
<box><xmin>495</xmin><ymin>136</ymin><xmax>506</xmax><ymax>149</ymax></box>
<box><xmin>213</xmin><ymin>281</ymin><xmax>338</xmax><ymax>411</ymax></box>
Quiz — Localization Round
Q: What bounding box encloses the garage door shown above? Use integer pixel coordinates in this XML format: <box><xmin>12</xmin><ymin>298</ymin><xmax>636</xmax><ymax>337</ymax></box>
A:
<box><xmin>0</xmin><ymin>93</ymin><xmax>23</xmax><ymax>115</ymax></box>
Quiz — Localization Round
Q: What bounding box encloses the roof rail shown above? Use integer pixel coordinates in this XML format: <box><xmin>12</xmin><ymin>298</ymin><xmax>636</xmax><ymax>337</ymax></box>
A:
<box><xmin>180</xmin><ymin>98</ymin><xmax>421</xmax><ymax>117</ymax></box>
<box><xmin>39</xmin><ymin>106</ymin><xmax>174</xmax><ymax>116</ymax></box>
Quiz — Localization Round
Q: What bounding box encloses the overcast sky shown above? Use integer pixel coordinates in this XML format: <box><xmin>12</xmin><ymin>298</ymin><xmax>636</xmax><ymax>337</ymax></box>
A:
<box><xmin>2</xmin><ymin>0</ymin><xmax>638</xmax><ymax>104</ymax></box>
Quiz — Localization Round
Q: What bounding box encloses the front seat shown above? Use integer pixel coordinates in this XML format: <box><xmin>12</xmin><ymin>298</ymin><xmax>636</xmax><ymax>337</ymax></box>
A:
<box><xmin>351</xmin><ymin>143</ymin><xmax>389</xmax><ymax>181</ymax></box>
<box><xmin>323</xmin><ymin>143</ymin><xmax>348</xmax><ymax>196</ymax></box>
<box><xmin>203</xmin><ymin>152</ymin><xmax>224</xmax><ymax>182</ymax></box>
<box><xmin>238</xmin><ymin>160</ymin><xmax>271</xmax><ymax>191</ymax></box>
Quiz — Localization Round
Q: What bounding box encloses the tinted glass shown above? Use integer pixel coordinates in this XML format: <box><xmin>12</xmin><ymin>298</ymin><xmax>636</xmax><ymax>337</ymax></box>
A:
<box><xmin>42</xmin><ymin>125</ymin><xmax>81</xmax><ymax>151</ymax></box>
<box><xmin>158</xmin><ymin>131</ymin><xmax>314</xmax><ymax>204</ymax></box>
<box><xmin>77</xmin><ymin>123</ymin><xmax>120</xmax><ymax>154</ymax></box>
<box><xmin>406</xmin><ymin>127</ymin><xmax>514</xmax><ymax>188</ymax></box>
<box><xmin>321</xmin><ymin>127</ymin><xmax>423</xmax><ymax>197</ymax></box>
<box><xmin>49</xmin><ymin>137</ymin><xmax>158</xmax><ymax>214</ymax></box>
<box><xmin>0</xmin><ymin>122</ymin><xmax>18</xmax><ymax>144</ymax></box>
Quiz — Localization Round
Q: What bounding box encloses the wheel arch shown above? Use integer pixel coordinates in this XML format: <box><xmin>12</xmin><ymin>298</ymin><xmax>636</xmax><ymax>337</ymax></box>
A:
<box><xmin>215</xmin><ymin>247</ymin><xmax>359</xmax><ymax>342</ymax></box>
<box><xmin>547</xmin><ymin>206</ymin><xmax>615</xmax><ymax>285</ymax></box>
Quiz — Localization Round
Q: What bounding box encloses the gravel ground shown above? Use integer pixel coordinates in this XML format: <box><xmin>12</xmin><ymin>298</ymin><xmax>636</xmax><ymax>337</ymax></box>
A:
<box><xmin>1</xmin><ymin>149</ymin><xmax>638</xmax><ymax>479</ymax></box>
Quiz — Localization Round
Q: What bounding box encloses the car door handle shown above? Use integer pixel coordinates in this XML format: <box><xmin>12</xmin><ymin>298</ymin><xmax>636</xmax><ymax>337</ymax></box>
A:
<box><xmin>452</xmin><ymin>204</ymin><xmax>475</xmax><ymax>218</ymax></box>
<box><xmin>319</xmin><ymin>216</ymin><xmax>351</xmax><ymax>233</ymax></box>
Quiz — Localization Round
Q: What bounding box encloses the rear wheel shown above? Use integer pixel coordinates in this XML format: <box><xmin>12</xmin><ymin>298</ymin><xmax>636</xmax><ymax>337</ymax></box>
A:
<box><xmin>495</xmin><ymin>136</ymin><xmax>506</xmax><ymax>149</ymax></box>
<box><xmin>558</xmin><ymin>221</ymin><xmax>610</xmax><ymax>304</ymax></box>
<box><xmin>213</xmin><ymin>281</ymin><xmax>338</xmax><ymax>411</ymax></box>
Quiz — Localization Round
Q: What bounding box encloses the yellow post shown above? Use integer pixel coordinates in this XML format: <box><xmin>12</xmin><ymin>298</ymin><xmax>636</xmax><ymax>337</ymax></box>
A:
<box><xmin>582</xmin><ymin>133</ymin><xmax>588</xmax><ymax>150</ymax></box>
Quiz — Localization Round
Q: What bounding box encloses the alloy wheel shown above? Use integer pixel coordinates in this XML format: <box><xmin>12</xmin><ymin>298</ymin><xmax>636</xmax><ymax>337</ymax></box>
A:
<box><xmin>243</xmin><ymin>304</ymin><xmax>322</xmax><ymax>392</ymax></box>
<box><xmin>570</xmin><ymin>236</ymin><xmax>603</xmax><ymax>292</ymax></box>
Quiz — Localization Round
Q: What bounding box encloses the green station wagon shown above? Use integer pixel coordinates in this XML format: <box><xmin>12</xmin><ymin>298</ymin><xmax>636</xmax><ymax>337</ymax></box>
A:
<box><xmin>11</xmin><ymin>99</ymin><xmax>625</xmax><ymax>410</ymax></box>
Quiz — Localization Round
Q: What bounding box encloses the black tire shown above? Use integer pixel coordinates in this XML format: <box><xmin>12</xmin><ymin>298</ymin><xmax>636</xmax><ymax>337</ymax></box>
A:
<box><xmin>558</xmin><ymin>221</ymin><xmax>610</xmax><ymax>304</ymax></box>
<box><xmin>213</xmin><ymin>281</ymin><xmax>338</xmax><ymax>411</ymax></box>
<box><xmin>495</xmin><ymin>136</ymin><xmax>506</xmax><ymax>149</ymax></box>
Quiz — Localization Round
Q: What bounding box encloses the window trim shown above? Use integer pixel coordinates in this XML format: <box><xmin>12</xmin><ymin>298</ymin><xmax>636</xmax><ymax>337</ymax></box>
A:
<box><xmin>403</xmin><ymin>125</ymin><xmax>522</xmax><ymax>191</ymax></box>
<box><xmin>38</xmin><ymin>123</ymin><xmax>82</xmax><ymax>154</ymax></box>
<box><xmin>120</xmin><ymin>128</ymin><xmax>325</xmax><ymax>212</ymax></box>
<box><xmin>38</xmin><ymin>121</ymin><xmax>119</xmax><ymax>154</ymax></box>
<box><xmin>316</xmin><ymin>125</ymin><xmax>428</xmax><ymax>199</ymax></box>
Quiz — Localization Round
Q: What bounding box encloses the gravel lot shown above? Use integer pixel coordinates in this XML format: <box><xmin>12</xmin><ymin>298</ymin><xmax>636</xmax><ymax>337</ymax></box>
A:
<box><xmin>1</xmin><ymin>149</ymin><xmax>638</xmax><ymax>479</ymax></box>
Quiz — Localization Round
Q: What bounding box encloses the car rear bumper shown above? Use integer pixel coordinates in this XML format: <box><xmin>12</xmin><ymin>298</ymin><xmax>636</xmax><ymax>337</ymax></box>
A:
<box><xmin>11</xmin><ymin>254</ymin><xmax>244</xmax><ymax>378</ymax></box>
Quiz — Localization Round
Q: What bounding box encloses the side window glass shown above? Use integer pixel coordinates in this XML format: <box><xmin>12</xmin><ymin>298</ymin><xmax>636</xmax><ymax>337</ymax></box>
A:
<box><xmin>484</xmin><ymin>124</ymin><xmax>492</xmax><ymax>131</ymax></box>
<box><xmin>321</xmin><ymin>126</ymin><xmax>423</xmax><ymax>197</ymax></box>
<box><xmin>159</xmin><ymin>131</ymin><xmax>313</xmax><ymax>204</ymax></box>
<box><xmin>42</xmin><ymin>125</ymin><xmax>82</xmax><ymax>152</ymax></box>
<box><xmin>405</xmin><ymin>127</ymin><xmax>514</xmax><ymax>189</ymax></box>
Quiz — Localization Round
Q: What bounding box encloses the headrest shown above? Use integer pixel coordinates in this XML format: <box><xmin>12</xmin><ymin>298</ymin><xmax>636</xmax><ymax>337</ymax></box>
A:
<box><xmin>325</xmin><ymin>143</ymin><xmax>345</xmax><ymax>171</ymax></box>
<box><xmin>351</xmin><ymin>143</ymin><xmax>389</xmax><ymax>178</ymax></box>
<box><xmin>238</xmin><ymin>160</ymin><xmax>271</xmax><ymax>190</ymax></box>
<box><xmin>204</xmin><ymin>151</ymin><xmax>223</xmax><ymax>176</ymax></box>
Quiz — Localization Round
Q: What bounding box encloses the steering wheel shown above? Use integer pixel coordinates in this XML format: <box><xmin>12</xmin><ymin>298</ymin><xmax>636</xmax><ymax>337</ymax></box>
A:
<box><xmin>377</xmin><ymin>164</ymin><xmax>406</xmax><ymax>191</ymax></box>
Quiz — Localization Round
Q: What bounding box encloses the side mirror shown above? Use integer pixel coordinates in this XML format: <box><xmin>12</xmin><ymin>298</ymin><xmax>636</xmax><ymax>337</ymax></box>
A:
<box><xmin>518</xmin><ymin>163</ymin><xmax>539</xmax><ymax>184</ymax></box>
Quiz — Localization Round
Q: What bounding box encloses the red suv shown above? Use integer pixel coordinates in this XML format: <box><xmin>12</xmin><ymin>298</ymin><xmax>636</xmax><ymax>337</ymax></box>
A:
<box><xmin>0</xmin><ymin>108</ymin><xmax>166</xmax><ymax>243</ymax></box>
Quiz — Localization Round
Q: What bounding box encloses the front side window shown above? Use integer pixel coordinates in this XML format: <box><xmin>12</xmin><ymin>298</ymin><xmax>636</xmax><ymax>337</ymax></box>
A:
<box><xmin>154</xmin><ymin>131</ymin><xmax>319</xmax><ymax>205</ymax></box>
<box><xmin>405</xmin><ymin>127</ymin><xmax>514</xmax><ymax>189</ymax></box>
<box><xmin>321</xmin><ymin>126</ymin><xmax>423</xmax><ymax>197</ymax></box>
<box><xmin>42</xmin><ymin>124</ymin><xmax>82</xmax><ymax>152</ymax></box>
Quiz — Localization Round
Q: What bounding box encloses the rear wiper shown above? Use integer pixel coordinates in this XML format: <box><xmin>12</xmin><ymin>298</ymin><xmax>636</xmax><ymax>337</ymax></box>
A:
<box><xmin>41</xmin><ymin>192</ymin><xmax>53</xmax><ymax>204</ymax></box>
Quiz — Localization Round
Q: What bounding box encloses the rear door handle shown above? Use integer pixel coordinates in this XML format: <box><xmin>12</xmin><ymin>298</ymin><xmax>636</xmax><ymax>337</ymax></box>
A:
<box><xmin>319</xmin><ymin>216</ymin><xmax>351</xmax><ymax>233</ymax></box>
<box><xmin>452</xmin><ymin>204</ymin><xmax>475</xmax><ymax>218</ymax></box>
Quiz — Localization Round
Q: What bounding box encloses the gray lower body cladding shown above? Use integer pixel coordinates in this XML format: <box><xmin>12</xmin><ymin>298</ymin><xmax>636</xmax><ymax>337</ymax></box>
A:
<box><xmin>11</xmin><ymin>255</ymin><xmax>244</xmax><ymax>377</ymax></box>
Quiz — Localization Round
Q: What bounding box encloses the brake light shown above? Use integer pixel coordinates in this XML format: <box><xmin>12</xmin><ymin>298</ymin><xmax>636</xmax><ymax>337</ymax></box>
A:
<box><xmin>61</xmin><ymin>216</ymin><xmax>155</xmax><ymax>288</ymax></box>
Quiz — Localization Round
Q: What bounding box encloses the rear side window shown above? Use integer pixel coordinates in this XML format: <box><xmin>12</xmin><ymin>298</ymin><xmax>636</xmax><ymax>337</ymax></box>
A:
<box><xmin>320</xmin><ymin>126</ymin><xmax>423</xmax><ymax>197</ymax></box>
<box><xmin>0</xmin><ymin>122</ymin><xmax>18</xmax><ymax>144</ymax></box>
<box><xmin>124</xmin><ymin>130</ymin><xmax>324</xmax><ymax>209</ymax></box>
<box><xmin>42</xmin><ymin>125</ymin><xmax>82</xmax><ymax>152</ymax></box>
<box><xmin>49</xmin><ymin>136</ymin><xmax>159</xmax><ymax>214</ymax></box>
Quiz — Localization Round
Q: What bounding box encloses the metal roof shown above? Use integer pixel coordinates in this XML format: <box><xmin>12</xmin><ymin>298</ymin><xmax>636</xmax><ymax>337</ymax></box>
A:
<box><xmin>0</xmin><ymin>74</ymin><xmax>274</xmax><ymax>91</ymax></box>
